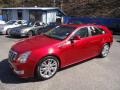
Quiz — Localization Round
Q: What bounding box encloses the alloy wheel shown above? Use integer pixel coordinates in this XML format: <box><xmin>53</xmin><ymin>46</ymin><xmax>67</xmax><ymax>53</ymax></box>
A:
<box><xmin>38</xmin><ymin>57</ymin><xmax>59</xmax><ymax>79</ymax></box>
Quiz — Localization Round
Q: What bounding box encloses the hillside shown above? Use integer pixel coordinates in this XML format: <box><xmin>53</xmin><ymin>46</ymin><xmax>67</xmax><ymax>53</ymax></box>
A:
<box><xmin>0</xmin><ymin>0</ymin><xmax>120</xmax><ymax>18</ymax></box>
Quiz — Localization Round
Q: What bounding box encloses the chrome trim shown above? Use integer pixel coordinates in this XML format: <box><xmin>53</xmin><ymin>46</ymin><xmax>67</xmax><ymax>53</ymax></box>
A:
<box><xmin>8</xmin><ymin>50</ymin><xmax>18</xmax><ymax>62</ymax></box>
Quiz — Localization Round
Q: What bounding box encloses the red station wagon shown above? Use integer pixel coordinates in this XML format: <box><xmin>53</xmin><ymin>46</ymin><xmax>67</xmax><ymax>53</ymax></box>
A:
<box><xmin>8</xmin><ymin>24</ymin><xmax>113</xmax><ymax>80</ymax></box>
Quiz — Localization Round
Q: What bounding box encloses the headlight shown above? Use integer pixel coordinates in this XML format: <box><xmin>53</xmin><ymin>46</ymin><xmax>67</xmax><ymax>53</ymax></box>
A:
<box><xmin>18</xmin><ymin>51</ymin><xmax>31</xmax><ymax>63</ymax></box>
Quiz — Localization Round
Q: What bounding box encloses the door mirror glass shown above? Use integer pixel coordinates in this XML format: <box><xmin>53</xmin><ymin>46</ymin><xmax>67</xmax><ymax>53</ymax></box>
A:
<box><xmin>70</xmin><ymin>35</ymin><xmax>81</xmax><ymax>41</ymax></box>
<box><xmin>70</xmin><ymin>35</ymin><xmax>81</xmax><ymax>43</ymax></box>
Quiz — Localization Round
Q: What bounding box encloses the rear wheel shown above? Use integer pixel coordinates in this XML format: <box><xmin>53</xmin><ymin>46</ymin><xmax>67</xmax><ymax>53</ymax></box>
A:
<box><xmin>100</xmin><ymin>44</ymin><xmax>110</xmax><ymax>58</ymax></box>
<box><xmin>36</xmin><ymin>56</ymin><xmax>59</xmax><ymax>80</ymax></box>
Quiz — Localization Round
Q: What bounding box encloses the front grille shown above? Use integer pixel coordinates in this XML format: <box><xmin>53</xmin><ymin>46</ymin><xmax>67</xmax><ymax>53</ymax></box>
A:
<box><xmin>9</xmin><ymin>50</ymin><xmax>18</xmax><ymax>62</ymax></box>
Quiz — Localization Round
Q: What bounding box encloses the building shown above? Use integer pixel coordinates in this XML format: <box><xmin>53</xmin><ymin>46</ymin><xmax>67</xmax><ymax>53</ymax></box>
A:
<box><xmin>0</xmin><ymin>7</ymin><xmax>66</xmax><ymax>24</ymax></box>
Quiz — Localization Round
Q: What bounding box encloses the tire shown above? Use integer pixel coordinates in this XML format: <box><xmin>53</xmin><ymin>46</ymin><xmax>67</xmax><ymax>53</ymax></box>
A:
<box><xmin>100</xmin><ymin>43</ymin><xmax>110</xmax><ymax>58</ymax></box>
<box><xmin>28</xmin><ymin>31</ymin><xmax>33</xmax><ymax>37</ymax></box>
<box><xmin>36</xmin><ymin>56</ymin><xmax>59</xmax><ymax>80</ymax></box>
<box><xmin>6</xmin><ymin>28</ymin><xmax>11</xmax><ymax>35</ymax></box>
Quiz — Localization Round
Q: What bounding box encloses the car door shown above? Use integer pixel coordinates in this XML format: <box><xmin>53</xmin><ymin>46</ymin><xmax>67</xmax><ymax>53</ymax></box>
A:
<box><xmin>70</xmin><ymin>27</ymin><xmax>96</xmax><ymax>62</ymax></box>
<box><xmin>33</xmin><ymin>22</ymin><xmax>42</xmax><ymax>34</ymax></box>
<box><xmin>60</xmin><ymin>27</ymin><xmax>93</xmax><ymax>66</ymax></box>
<box><xmin>87</xmin><ymin>26</ymin><xmax>105</xmax><ymax>55</ymax></box>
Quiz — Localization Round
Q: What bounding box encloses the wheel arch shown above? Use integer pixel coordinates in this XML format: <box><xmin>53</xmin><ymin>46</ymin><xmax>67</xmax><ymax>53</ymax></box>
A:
<box><xmin>34</xmin><ymin>54</ymin><xmax>61</xmax><ymax>78</ymax></box>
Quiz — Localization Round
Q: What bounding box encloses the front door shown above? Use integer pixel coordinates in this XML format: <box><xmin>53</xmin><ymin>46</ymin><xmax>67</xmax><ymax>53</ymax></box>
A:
<box><xmin>60</xmin><ymin>27</ymin><xmax>92</xmax><ymax>66</ymax></box>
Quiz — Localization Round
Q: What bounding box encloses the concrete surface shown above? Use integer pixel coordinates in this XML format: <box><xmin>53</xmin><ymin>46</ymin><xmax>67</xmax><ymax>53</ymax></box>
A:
<box><xmin>0</xmin><ymin>35</ymin><xmax>120</xmax><ymax>90</ymax></box>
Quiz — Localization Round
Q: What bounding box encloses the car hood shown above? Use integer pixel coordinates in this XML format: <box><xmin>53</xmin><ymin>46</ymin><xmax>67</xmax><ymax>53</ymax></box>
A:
<box><xmin>12</xmin><ymin>35</ymin><xmax>60</xmax><ymax>54</ymax></box>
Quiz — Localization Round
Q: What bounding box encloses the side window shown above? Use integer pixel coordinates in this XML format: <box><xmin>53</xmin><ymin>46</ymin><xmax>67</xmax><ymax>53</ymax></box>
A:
<box><xmin>90</xmin><ymin>27</ymin><xmax>105</xmax><ymax>36</ymax></box>
<box><xmin>75</xmin><ymin>27</ymin><xmax>89</xmax><ymax>38</ymax></box>
<box><xmin>35</xmin><ymin>22</ymin><xmax>40</xmax><ymax>26</ymax></box>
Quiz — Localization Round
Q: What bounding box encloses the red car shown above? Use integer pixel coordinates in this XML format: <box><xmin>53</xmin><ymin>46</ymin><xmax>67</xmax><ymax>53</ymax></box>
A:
<box><xmin>8</xmin><ymin>24</ymin><xmax>113</xmax><ymax>80</ymax></box>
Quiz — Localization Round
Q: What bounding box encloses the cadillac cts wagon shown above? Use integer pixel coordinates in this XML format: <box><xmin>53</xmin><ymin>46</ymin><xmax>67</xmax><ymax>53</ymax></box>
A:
<box><xmin>8</xmin><ymin>24</ymin><xmax>113</xmax><ymax>80</ymax></box>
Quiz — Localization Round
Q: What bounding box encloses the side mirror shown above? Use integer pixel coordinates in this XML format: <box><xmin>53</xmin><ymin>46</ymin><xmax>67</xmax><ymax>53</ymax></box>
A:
<box><xmin>70</xmin><ymin>35</ymin><xmax>81</xmax><ymax>43</ymax></box>
<box><xmin>73</xmin><ymin>35</ymin><xmax>81</xmax><ymax>40</ymax></box>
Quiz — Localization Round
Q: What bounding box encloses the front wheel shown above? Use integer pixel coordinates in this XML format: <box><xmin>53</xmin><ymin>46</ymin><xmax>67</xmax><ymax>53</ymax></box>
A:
<box><xmin>6</xmin><ymin>28</ymin><xmax>11</xmax><ymax>35</ymax></box>
<box><xmin>28</xmin><ymin>31</ymin><xmax>34</xmax><ymax>37</ymax></box>
<box><xmin>36</xmin><ymin>56</ymin><xmax>59</xmax><ymax>80</ymax></box>
<box><xmin>100</xmin><ymin>44</ymin><xmax>110</xmax><ymax>58</ymax></box>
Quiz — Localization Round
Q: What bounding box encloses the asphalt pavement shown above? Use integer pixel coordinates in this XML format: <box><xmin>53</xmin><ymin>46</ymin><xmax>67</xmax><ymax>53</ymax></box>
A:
<box><xmin>0</xmin><ymin>35</ymin><xmax>120</xmax><ymax>90</ymax></box>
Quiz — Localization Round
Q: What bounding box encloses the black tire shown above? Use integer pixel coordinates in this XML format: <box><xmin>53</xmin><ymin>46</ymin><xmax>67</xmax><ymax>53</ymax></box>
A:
<box><xmin>100</xmin><ymin>43</ymin><xmax>110</xmax><ymax>58</ymax></box>
<box><xmin>28</xmin><ymin>31</ymin><xmax>33</xmax><ymax>37</ymax></box>
<box><xmin>36</xmin><ymin>56</ymin><xmax>59</xmax><ymax>80</ymax></box>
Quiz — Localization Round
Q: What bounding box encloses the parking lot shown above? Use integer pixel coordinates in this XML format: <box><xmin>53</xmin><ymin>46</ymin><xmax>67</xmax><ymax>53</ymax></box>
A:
<box><xmin>0</xmin><ymin>35</ymin><xmax>120</xmax><ymax>90</ymax></box>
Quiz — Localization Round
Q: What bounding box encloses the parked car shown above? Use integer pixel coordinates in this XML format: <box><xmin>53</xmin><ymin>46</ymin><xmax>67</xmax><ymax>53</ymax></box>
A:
<box><xmin>0</xmin><ymin>20</ymin><xmax>27</xmax><ymax>35</ymax></box>
<box><xmin>0</xmin><ymin>20</ymin><xmax>6</xmax><ymax>25</ymax></box>
<box><xmin>8</xmin><ymin>24</ymin><xmax>113</xmax><ymax>80</ymax></box>
<box><xmin>37</xmin><ymin>22</ymin><xmax>60</xmax><ymax>34</ymax></box>
<box><xmin>9</xmin><ymin>21</ymin><xmax>45</xmax><ymax>37</ymax></box>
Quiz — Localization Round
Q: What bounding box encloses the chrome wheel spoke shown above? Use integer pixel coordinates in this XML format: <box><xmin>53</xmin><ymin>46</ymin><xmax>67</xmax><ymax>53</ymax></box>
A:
<box><xmin>39</xmin><ymin>58</ymin><xmax>58</xmax><ymax>78</ymax></box>
<box><xmin>102</xmin><ymin>45</ymin><xmax>109</xmax><ymax>57</ymax></box>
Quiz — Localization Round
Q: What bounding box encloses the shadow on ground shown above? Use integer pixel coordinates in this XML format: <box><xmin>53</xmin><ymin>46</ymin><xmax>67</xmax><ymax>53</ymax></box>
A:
<box><xmin>0</xmin><ymin>59</ymin><xmax>37</xmax><ymax>84</ymax></box>
<box><xmin>117</xmin><ymin>41</ymin><xmax>120</xmax><ymax>43</ymax></box>
<box><xmin>5</xmin><ymin>35</ymin><xmax>26</xmax><ymax>39</ymax></box>
<box><xmin>0</xmin><ymin>57</ymin><xmax>99</xmax><ymax>84</ymax></box>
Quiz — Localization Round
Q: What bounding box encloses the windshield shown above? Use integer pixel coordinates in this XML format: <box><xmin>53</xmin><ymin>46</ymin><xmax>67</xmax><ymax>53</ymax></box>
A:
<box><xmin>44</xmin><ymin>26</ymin><xmax>76</xmax><ymax>40</ymax></box>
<box><xmin>6</xmin><ymin>20</ymin><xmax>16</xmax><ymax>25</ymax></box>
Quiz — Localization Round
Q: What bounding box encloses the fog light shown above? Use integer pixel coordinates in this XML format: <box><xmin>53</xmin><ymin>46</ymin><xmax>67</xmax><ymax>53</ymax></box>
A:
<box><xmin>13</xmin><ymin>69</ymin><xmax>24</xmax><ymax>75</ymax></box>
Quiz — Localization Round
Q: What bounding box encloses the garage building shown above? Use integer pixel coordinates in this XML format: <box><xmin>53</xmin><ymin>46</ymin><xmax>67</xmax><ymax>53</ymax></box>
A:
<box><xmin>0</xmin><ymin>7</ymin><xmax>65</xmax><ymax>24</ymax></box>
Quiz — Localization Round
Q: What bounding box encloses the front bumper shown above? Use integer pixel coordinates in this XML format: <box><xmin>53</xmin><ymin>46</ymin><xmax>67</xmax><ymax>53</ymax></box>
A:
<box><xmin>8</xmin><ymin>59</ymin><xmax>34</xmax><ymax>78</ymax></box>
<box><xmin>9</xmin><ymin>32</ymin><xmax>27</xmax><ymax>37</ymax></box>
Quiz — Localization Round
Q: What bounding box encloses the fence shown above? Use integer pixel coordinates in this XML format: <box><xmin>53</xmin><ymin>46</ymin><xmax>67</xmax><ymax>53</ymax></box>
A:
<box><xmin>63</xmin><ymin>16</ymin><xmax>120</xmax><ymax>33</ymax></box>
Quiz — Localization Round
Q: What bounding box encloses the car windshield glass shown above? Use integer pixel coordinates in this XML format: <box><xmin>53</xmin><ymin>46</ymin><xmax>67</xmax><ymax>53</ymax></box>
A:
<box><xmin>44</xmin><ymin>26</ymin><xmax>76</xmax><ymax>40</ymax></box>
<box><xmin>27</xmin><ymin>22</ymin><xmax>34</xmax><ymax>27</ymax></box>
<box><xmin>6</xmin><ymin>21</ymin><xmax>16</xmax><ymax>25</ymax></box>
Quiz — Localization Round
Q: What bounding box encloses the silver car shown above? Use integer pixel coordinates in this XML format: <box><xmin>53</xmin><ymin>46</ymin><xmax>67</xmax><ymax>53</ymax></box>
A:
<box><xmin>9</xmin><ymin>21</ymin><xmax>45</xmax><ymax>37</ymax></box>
<box><xmin>0</xmin><ymin>20</ymin><xmax>27</xmax><ymax>35</ymax></box>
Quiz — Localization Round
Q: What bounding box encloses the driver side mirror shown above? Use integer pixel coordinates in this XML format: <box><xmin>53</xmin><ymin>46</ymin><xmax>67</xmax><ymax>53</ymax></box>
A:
<box><xmin>70</xmin><ymin>35</ymin><xmax>81</xmax><ymax>43</ymax></box>
<box><xmin>73</xmin><ymin>35</ymin><xmax>81</xmax><ymax>40</ymax></box>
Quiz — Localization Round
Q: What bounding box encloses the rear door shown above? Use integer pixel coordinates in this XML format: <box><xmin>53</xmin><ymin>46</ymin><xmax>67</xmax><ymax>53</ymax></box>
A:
<box><xmin>88</xmin><ymin>26</ymin><xmax>106</xmax><ymax>55</ymax></box>
<box><xmin>72</xmin><ymin>27</ymin><xmax>96</xmax><ymax>62</ymax></box>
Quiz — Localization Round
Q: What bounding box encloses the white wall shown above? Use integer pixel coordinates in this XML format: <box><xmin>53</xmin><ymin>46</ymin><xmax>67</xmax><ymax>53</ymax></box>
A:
<box><xmin>11</xmin><ymin>10</ymin><xmax>18</xmax><ymax>20</ymax></box>
<box><xmin>42</xmin><ymin>12</ymin><xmax>47</xmax><ymax>24</ymax></box>
<box><xmin>46</xmin><ymin>11</ymin><xmax>56</xmax><ymax>24</ymax></box>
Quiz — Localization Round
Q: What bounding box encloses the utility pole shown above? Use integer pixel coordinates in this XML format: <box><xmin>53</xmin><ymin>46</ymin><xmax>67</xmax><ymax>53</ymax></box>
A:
<box><xmin>53</xmin><ymin>0</ymin><xmax>56</xmax><ymax>7</ymax></box>
<box><xmin>22</xmin><ymin>0</ymin><xmax>24</xmax><ymax>7</ymax></box>
<box><xmin>60</xmin><ymin>0</ymin><xmax>63</xmax><ymax>10</ymax></box>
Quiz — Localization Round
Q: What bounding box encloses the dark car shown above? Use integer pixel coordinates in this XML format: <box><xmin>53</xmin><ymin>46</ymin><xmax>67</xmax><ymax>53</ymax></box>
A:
<box><xmin>37</xmin><ymin>22</ymin><xmax>60</xmax><ymax>35</ymax></box>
